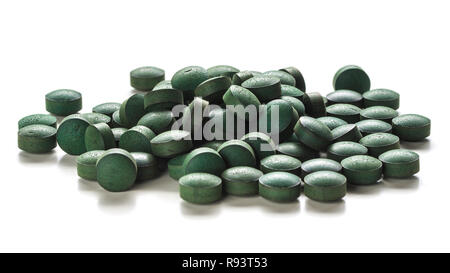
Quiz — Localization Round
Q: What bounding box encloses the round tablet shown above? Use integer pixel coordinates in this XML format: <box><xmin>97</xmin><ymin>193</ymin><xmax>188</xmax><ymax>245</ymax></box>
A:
<box><xmin>279</xmin><ymin>66</ymin><xmax>306</xmax><ymax>91</ymax></box>
<box><xmin>143</xmin><ymin>88</ymin><xmax>184</xmax><ymax>112</ymax></box>
<box><xmin>260</xmin><ymin>154</ymin><xmax>302</xmax><ymax>176</ymax></box>
<box><xmin>221</xmin><ymin>166</ymin><xmax>263</xmax><ymax>196</ymax></box>
<box><xmin>130</xmin><ymin>66</ymin><xmax>165</xmax><ymax>91</ymax></box>
<box><xmin>179</xmin><ymin>173</ymin><xmax>222</xmax><ymax>204</ymax></box>
<box><xmin>80</xmin><ymin>113</ymin><xmax>111</xmax><ymax>125</ymax></box>
<box><xmin>18</xmin><ymin>114</ymin><xmax>57</xmax><ymax>129</ymax></box>
<box><xmin>218</xmin><ymin>140</ymin><xmax>257</xmax><ymax>168</ymax></box>
<box><xmin>56</xmin><ymin>114</ymin><xmax>91</xmax><ymax>155</ymax></box>
<box><xmin>45</xmin><ymin>89</ymin><xmax>82</xmax><ymax>116</ymax></box>
<box><xmin>360</xmin><ymin>106</ymin><xmax>399</xmax><ymax>123</ymax></box>
<box><xmin>222</xmin><ymin>85</ymin><xmax>261</xmax><ymax>120</ymax></box>
<box><xmin>150</xmin><ymin>130</ymin><xmax>193</xmax><ymax>158</ymax></box>
<box><xmin>355</xmin><ymin>119</ymin><xmax>392</xmax><ymax>136</ymax></box>
<box><xmin>111</xmin><ymin>127</ymin><xmax>127</xmax><ymax>146</ymax></box>
<box><xmin>331</xmin><ymin>124</ymin><xmax>363</xmax><ymax>143</ymax></box>
<box><xmin>258</xmin><ymin>99</ymin><xmax>298</xmax><ymax>142</ymax></box>
<box><xmin>301</xmin><ymin>158</ymin><xmax>342</xmax><ymax>178</ymax></box>
<box><xmin>76</xmin><ymin>150</ymin><xmax>105</xmax><ymax>181</ymax></box>
<box><xmin>119</xmin><ymin>125</ymin><xmax>156</xmax><ymax>153</ymax></box>
<box><xmin>304</xmin><ymin>171</ymin><xmax>347</xmax><ymax>202</ymax></box>
<box><xmin>276</xmin><ymin>142</ymin><xmax>319</xmax><ymax>161</ymax></box>
<box><xmin>207</xmin><ymin>65</ymin><xmax>239</xmax><ymax>79</ymax></box>
<box><xmin>327</xmin><ymin>141</ymin><xmax>368</xmax><ymax>162</ymax></box>
<box><xmin>259</xmin><ymin>172</ymin><xmax>301</xmax><ymax>203</ymax></box>
<box><xmin>200</xmin><ymin>140</ymin><xmax>225</xmax><ymax>151</ymax></box>
<box><xmin>326</xmin><ymin>90</ymin><xmax>363</xmax><ymax>107</ymax></box>
<box><xmin>326</xmin><ymin>103</ymin><xmax>362</xmax><ymax>124</ymax></box>
<box><xmin>18</xmin><ymin>124</ymin><xmax>57</xmax><ymax>153</ymax></box>
<box><xmin>341</xmin><ymin>155</ymin><xmax>382</xmax><ymax>185</ymax></box>
<box><xmin>131</xmin><ymin>152</ymin><xmax>160</xmax><ymax>181</ymax></box>
<box><xmin>359</xmin><ymin>132</ymin><xmax>400</xmax><ymax>157</ymax></box>
<box><xmin>111</xmin><ymin>110</ymin><xmax>127</xmax><ymax>128</ymax></box>
<box><xmin>231</xmin><ymin>71</ymin><xmax>254</xmax><ymax>85</ymax></box>
<box><xmin>84</xmin><ymin>122</ymin><xmax>116</xmax><ymax>151</ymax></box>
<box><xmin>379</xmin><ymin>149</ymin><xmax>420</xmax><ymax>178</ymax></box>
<box><xmin>293</xmin><ymin>116</ymin><xmax>333</xmax><ymax>151</ymax></box>
<box><xmin>281</xmin><ymin>96</ymin><xmax>305</xmax><ymax>116</ymax></box>
<box><xmin>96</xmin><ymin>148</ymin><xmax>137</xmax><ymax>192</ymax></box>
<box><xmin>183</xmin><ymin>147</ymin><xmax>226</xmax><ymax>176</ymax></box>
<box><xmin>153</xmin><ymin>80</ymin><xmax>173</xmax><ymax>90</ymax></box>
<box><xmin>241</xmin><ymin>132</ymin><xmax>276</xmax><ymax>160</ymax></box>
<box><xmin>137</xmin><ymin>111</ymin><xmax>175</xmax><ymax>134</ymax></box>
<box><xmin>92</xmin><ymin>102</ymin><xmax>121</xmax><ymax>117</ymax></box>
<box><xmin>119</xmin><ymin>93</ymin><xmax>145</xmax><ymax>127</ymax></box>
<box><xmin>172</xmin><ymin>66</ymin><xmax>208</xmax><ymax>102</ymax></box>
<box><xmin>264</xmin><ymin>70</ymin><xmax>296</xmax><ymax>86</ymax></box>
<box><xmin>392</xmin><ymin>114</ymin><xmax>431</xmax><ymax>141</ymax></box>
<box><xmin>302</xmin><ymin>92</ymin><xmax>326</xmax><ymax>117</ymax></box>
<box><xmin>363</xmin><ymin>88</ymin><xmax>400</xmax><ymax>110</ymax></box>
<box><xmin>194</xmin><ymin>76</ymin><xmax>231</xmax><ymax>104</ymax></box>
<box><xmin>168</xmin><ymin>153</ymin><xmax>188</xmax><ymax>180</ymax></box>
<box><xmin>333</xmin><ymin>65</ymin><xmax>371</xmax><ymax>93</ymax></box>
<box><xmin>317</xmin><ymin>116</ymin><xmax>348</xmax><ymax>130</ymax></box>
<box><xmin>241</xmin><ymin>76</ymin><xmax>281</xmax><ymax>103</ymax></box>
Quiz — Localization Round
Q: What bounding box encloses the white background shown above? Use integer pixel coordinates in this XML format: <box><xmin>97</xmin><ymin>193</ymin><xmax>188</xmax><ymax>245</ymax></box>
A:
<box><xmin>1</xmin><ymin>0</ymin><xmax>448</xmax><ymax>252</ymax></box>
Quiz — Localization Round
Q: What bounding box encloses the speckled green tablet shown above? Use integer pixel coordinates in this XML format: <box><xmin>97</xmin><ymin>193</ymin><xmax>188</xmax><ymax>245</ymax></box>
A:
<box><xmin>168</xmin><ymin>153</ymin><xmax>188</xmax><ymax>180</ymax></box>
<box><xmin>18</xmin><ymin>124</ymin><xmax>57</xmax><ymax>153</ymax></box>
<box><xmin>333</xmin><ymin>65</ymin><xmax>371</xmax><ymax>93</ymax></box>
<box><xmin>96</xmin><ymin>148</ymin><xmax>137</xmax><ymax>192</ymax></box>
<box><xmin>130</xmin><ymin>66</ymin><xmax>165</xmax><ymax>91</ymax></box>
<box><xmin>80</xmin><ymin>113</ymin><xmax>111</xmax><ymax>125</ymax></box>
<box><xmin>241</xmin><ymin>76</ymin><xmax>281</xmax><ymax>103</ymax></box>
<box><xmin>355</xmin><ymin>119</ymin><xmax>392</xmax><ymax>136</ymax></box>
<box><xmin>279</xmin><ymin>66</ymin><xmax>306</xmax><ymax>91</ymax></box>
<box><xmin>195</xmin><ymin>76</ymin><xmax>231</xmax><ymax>104</ymax></box>
<box><xmin>259</xmin><ymin>172</ymin><xmax>301</xmax><ymax>203</ymax></box>
<box><xmin>18</xmin><ymin>114</ymin><xmax>57</xmax><ymax>129</ymax></box>
<box><xmin>281</xmin><ymin>84</ymin><xmax>305</xmax><ymax>100</ymax></box>
<box><xmin>264</xmin><ymin>70</ymin><xmax>296</xmax><ymax>86</ymax></box>
<box><xmin>76</xmin><ymin>150</ymin><xmax>105</xmax><ymax>180</ymax></box>
<box><xmin>137</xmin><ymin>111</ymin><xmax>175</xmax><ymax>134</ymax></box>
<box><xmin>119</xmin><ymin>93</ymin><xmax>145</xmax><ymax>127</ymax></box>
<box><xmin>119</xmin><ymin>125</ymin><xmax>156</xmax><ymax>153</ymax></box>
<box><xmin>317</xmin><ymin>116</ymin><xmax>348</xmax><ymax>130</ymax></box>
<box><xmin>341</xmin><ymin>155</ymin><xmax>382</xmax><ymax>185</ymax></box>
<box><xmin>232</xmin><ymin>71</ymin><xmax>254</xmax><ymax>85</ymax></box>
<box><xmin>326</xmin><ymin>103</ymin><xmax>362</xmax><ymax>124</ymax></box>
<box><xmin>111</xmin><ymin>127</ymin><xmax>127</xmax><ymax>146</ymax></box>
<box><xmin>359</xmin><ymin>132</ymin><xmax>400</xmax><ymax>157</ymax></box>
<box><xmin>179</xmin><ymin>173</ymin><xmax>222</xmax><ymax>204</ymax></box>
<box><xmin>218</xmin><ymin>140</ymin><xmax>257</xmax><ymax>168</ymax></box>
<box><xmin>183</xmin><ymin>147</ymin><xmax>226</xmax><ymax>176</ymax></box>
<box><xmin>172</xmin><ymin>66</ymin><xmax>208</xmax><ymax>102</ymax></box>
<box><xmin>56</xmin><ymin>115</ymin><xmax>91</xmax><ymax>155</ymax></box>
<box><xmin>144</xmin><ymin>88</ymin><xmax>184</xmax><ymax>112</ymax></box>
<box><xmin>92</xmin><ymin>103</ymin><xmax>120</xmax><ymax>118</ymax></box>
<box><xmin>363</xmin><ymin>88</ymin><xmax>399</xmax><ymax>109</ymax></box>
<box><xmin>326</xmin><ymin>90</ymin><xmax>363</xmax><ymax>107</ymax></box>
<box><xmin>207</xmin><ymin>65</ymin><xmax>239</xmax><ymax>79</ymax></box>
<box><xmin>45</xmin><ymin>89</ymin><xmax>82</xmax><ymax>116</ymax></box>
<box><xmin>260</xmin><ymin>154</ymin><xmax>302</xmax><ymax>176</ymax></box>
<box><xmin>360</xmin><ymin>106</ymin><xmax>399</xmax><ymax>123</ymax></box>
<box><xmin>258</xmin><ymin>99</ymin><xmax>298</xmax><ymax>142</ymax></box>
<box><xmin>111</xmin><ymin>110</ymin><xmax>126</xmax><ymax>128</ymax></box>
<box><xmin>131</xmin><ymin>152</ymin><xmax>160</xmax><ymax>181</ymax></box>
<box><xmin>327</xmin><ymin>141</ymin><xmax>368</xmax><ymax>162</ymax></box>
<box><xmin>281</xmin><ymin>96</ymin><xmax>306</xmax><ymax>116</ymax></box>
<box><xmin>293</xmin><ymin>116</ymin><xmax>333</xmax><ymax>151</ymax></box>
<box><xmin>301</xmin><ymin>158</ymin><xmax>342</xmax><ymax>179</ymax></box>
<box><xmin>222</xmin><ymin>85</ymin><xmax>261</xmax><ymax>120</ymax></box>
<box><xmin>241</xmin><ymin>132</ymin><xmax>276</xmax><ymax>160</ymax></box>
<box><xmin>276</xmin><ymin>142</ymin><xmax>319</xmax><ymax>162</ymax></box>
<box><xmin>304</xmin><ymin>171</ymin><xmax>347</xmax><ymax>202</ymax></box>
<box><xmin>200</xmin><ymin>140</ymin><xmax>225</xmax><ymax>151</ymax></box>
<box><xmin>379</xmin><ymin>149</ymin><xmax>420</xmax><ymax>178</ymax></box>
<box><xmin>84</xmin><ymin>122</ymin><xmax>115</xmax><ymax>151</ymax></box>
<box><xmin>392</xmin><ymin>114</ymin><xmax>431</xmax><ymax>141</ymax></box>
<box><xmin>331</xmin><ymin>124</ymin><xmax>363</xmax><ymax>143</ymax></box>
<box><xmin>221</xmin><ymin>166</ymin><xmax>263</xmax><ymax>196</ymax></box>
<box><xmin>302</xmin><ymin>92</ymin><xmax>326</xmax><ymax>117</ymax></box>
<box><xmin>150</xmin><ymin>130</ymin><xmax>193</xmax><ymax>158</ymax></box>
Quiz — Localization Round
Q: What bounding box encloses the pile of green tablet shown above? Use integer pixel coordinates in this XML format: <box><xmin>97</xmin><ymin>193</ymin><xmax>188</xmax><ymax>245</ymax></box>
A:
<box><xmin>17</xmin><ymin>64</ymin><xmax>431</xmax><ymax>204</ymax></box>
